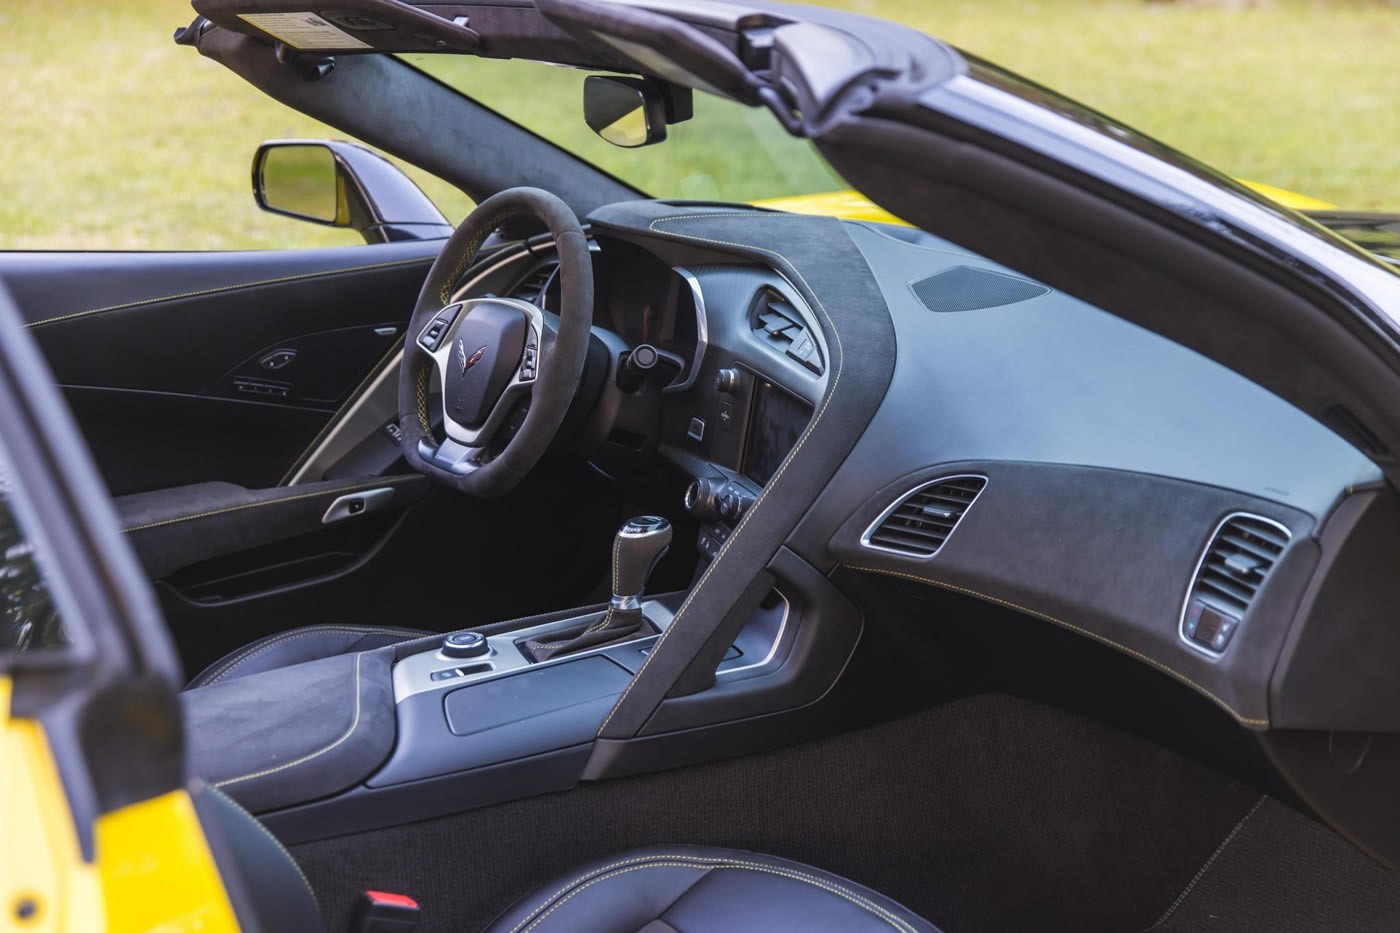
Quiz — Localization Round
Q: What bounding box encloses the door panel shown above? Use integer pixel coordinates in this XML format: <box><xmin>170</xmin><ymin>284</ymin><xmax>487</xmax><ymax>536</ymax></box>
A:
<box><xmin>0</xmin><ymin>242</ymin><xmax>439</xmax><ymax>495</ymax></box>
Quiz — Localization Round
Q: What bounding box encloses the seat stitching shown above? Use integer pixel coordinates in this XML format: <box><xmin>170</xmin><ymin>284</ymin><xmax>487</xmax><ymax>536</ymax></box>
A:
<box><xmin>197</xmin><ymin>625</ymin><xmax>422</xmax><ymax>687</ymax></box>
<box><xmin>597</xmin><ymin>213</ymin><xmax>845</xmax><ymax>736</ymax></box>
<box><xmin>214</xmin><ymin>652</ymin><xmax>365</xmax><ymax>787</ymax></box>
<box><xmin>504</xmin><ymin>851</ymin><xmax>907</xmax><ymax>930</ymax></box>
<box><xmin>121</xmin><ymin>479</ymin><xmax>404</xmax><ymax>533</ymax></box>
<box><xmin>25</xmin><ymin>256</ymin><xmax>431</xmax><ymax>329</ymax></box>
<box><xmin>1141</xmin><ymin>796</ymin><xmax>1267</xmax><ymax>930</ymax></box>
<box><xmin>203</xmin><ymin>783</ymin><xmax>321</xmax><ymax>910</ymax></box>
<box><xmin>844</xmin><ymin>563</ymin><xmax>1269</xmax><ymax>727</ymax></box>
<box><xmin>516</xmin><ymin>858</ymin><xmax>918</xmax><ymax>933</ymax></box>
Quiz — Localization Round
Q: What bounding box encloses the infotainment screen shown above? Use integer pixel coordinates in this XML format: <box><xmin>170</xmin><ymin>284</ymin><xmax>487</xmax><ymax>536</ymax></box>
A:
<box><xmin>742</xmin><ymin>380</ymin><xmax>813</xmax><ymax>486</ymax></box>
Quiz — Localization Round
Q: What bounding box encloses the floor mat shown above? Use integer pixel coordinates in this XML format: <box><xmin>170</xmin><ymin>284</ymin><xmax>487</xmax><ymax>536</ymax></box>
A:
<box><xmin>1146</xmin><ymin>797</ymin><xmax>1400</xmax><ymax>932</ymax></box>
<box><xmin>293</xmin><ymin>693</ymin><xmax>1270</xmax><ymax>932</ymax></box>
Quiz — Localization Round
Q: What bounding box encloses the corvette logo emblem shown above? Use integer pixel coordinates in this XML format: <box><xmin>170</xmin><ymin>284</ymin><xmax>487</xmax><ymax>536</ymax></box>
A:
<box><xmin>457</xmin><ymin>339</ymin><xmax>487</xmax><ymax>374</ymax></box>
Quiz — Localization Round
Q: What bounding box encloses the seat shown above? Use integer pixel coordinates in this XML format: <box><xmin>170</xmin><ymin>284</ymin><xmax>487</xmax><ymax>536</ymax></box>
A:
<box><xmin>186</xmin><ymin>623</ymin><xmax>429</xmax><ymax>689</ymax></box>
<box><xmin>200</xmin><ymin>787</ymin><xmax>939</xmax><ymax>933</ymax></box>
<box><xmin>483</xmin><ymin>845</ymin><xmax>942</xmax><ymax>933</ymax></box>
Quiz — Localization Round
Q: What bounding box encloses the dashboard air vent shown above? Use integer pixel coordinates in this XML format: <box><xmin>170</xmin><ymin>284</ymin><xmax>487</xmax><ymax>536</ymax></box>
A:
<box><xmin>1180</xmin><ymin>513</ymin><xmax>1291</xmax><ymax>655</ymax></box>
<box><xmin>750</xmin><ymin>288</ymin><xmax>822</xmax><ymax>374</ymax></box>
<box><xmin>511</xmin><ymin>262</ymin><xmax>557</xmax><ymax>305</ymax></box>
<box><xmin>862</xmin><ymin>475</ymin><xmax>987</xmax><ymax>558</ymax></box>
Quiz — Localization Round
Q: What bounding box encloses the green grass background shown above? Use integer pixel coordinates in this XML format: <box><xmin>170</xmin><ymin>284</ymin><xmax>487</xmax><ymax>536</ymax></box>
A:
<box><xmin>2</xmin><ymin>0</ymin><xmax>1396</xmax><ymax>250</ymax></box>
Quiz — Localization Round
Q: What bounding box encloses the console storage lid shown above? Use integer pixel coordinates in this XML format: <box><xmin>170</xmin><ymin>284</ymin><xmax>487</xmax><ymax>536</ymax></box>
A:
<box><xmin>183</xmin><ymin>648</ymin><xmax>397</xmax><ymax>813</ymax></box>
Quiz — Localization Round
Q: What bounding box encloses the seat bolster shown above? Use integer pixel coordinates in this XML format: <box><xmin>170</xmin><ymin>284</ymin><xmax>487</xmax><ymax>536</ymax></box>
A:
<box><xmin>184</xmin><ymin>647</ymin><xmax>397</xmax><ymax>813</ymax></box>
<box><xmin>482</xmin><ymin>845</ymin><xmax>942</xmax><ymax>933</ymax></box>
<box><xmin>192</xmin><ymin>782</ymin><xmax>323</xmax><ymax>933</ymax></box>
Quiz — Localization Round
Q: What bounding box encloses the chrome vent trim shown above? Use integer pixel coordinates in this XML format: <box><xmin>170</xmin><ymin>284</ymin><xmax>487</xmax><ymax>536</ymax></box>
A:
<box><xmin>860</xmin><ymin>475</ymin><xmax>988</xmax><ymax>559</ymax></box>
<box><xmin>1179</xmin><ymin>512</ymin><xmax>1291</xmax><ymax>657</ymax></box>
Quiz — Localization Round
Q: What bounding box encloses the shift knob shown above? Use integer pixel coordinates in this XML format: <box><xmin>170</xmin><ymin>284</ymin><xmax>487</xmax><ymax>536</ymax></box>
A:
<box><xmin>612</xmin><ymin>516</ymin><xmax>672</xmax><ymax>610</ymax></box>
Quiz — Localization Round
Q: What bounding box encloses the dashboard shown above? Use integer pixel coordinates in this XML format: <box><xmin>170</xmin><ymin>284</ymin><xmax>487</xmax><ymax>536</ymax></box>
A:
<box><xmin>448</xmin><ymin>198</ymin><xmax>1400</xmax><ymax>863</ymax></box>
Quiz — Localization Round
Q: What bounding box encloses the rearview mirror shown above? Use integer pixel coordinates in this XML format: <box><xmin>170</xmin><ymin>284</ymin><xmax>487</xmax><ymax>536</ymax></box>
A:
<box><xmin>584</xmin><ymin>75</ymin><xmax>691</xmax><ymax>149</ymax></box>
<box><xmin>252</xmin><ymin>140</ymin><xmax>452</xmax><ymax>243</ymax></box>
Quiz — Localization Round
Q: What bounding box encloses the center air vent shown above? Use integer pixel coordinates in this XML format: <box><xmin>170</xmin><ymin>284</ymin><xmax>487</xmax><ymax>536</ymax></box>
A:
<box><xmin>750</xmin><ymin>287</ymin><xmax>822</xmax><ymax>374</ymax></box>
<box><xmin>1180</xmin><ymin>513</ymin><xmax>1291</xmax><ymax>655</ymax></box>
<box><xmin>861</xmin><ymin>475</ymin><xmax>987</xmax><ymax>558</ymax></box>
<box><xmin>511</xmin><ymin>262</ymin><xmax>557</xmax><ymax>305</ymax></box>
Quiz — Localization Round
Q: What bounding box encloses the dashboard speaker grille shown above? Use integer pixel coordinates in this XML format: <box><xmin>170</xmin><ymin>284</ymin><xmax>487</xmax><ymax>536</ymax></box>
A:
<box><xmin>863</xmin><ymin>475</ymin><xmax>987</xmax><ymax>557</ymax></box>
<box><xmin>910</xmin><ymin>265</ymin><xmax>1049</xmax><ymax>313</ymax></box>
<box><xmin>1188</xmin><ymin>514</ymin><xmax>1290</xmax><ymax>618</ymax></box>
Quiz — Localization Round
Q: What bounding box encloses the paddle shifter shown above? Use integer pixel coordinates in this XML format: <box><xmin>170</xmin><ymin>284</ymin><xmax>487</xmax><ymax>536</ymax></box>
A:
<box><xmin>524</xmin><ymin>516</ymin><xmax>672</xmax><ymax>661</ymax></box>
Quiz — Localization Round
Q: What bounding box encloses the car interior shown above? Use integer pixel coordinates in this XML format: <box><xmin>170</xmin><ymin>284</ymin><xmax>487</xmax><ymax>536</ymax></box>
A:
<box><xmin>5</xmin><ymin>1</ymin><xmax>1400</xmax><ymax>931</ymax></box>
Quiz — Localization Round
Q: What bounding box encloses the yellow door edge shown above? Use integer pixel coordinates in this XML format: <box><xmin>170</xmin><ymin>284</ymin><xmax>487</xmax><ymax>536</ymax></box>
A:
<box><xmin>2</xmin><ymin>676</ymin><xmax>241</xmax><ymax>932</ymax></box>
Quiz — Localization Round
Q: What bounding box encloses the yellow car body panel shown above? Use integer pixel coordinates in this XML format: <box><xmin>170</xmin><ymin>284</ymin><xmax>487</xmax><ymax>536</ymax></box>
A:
<box><xmin>752</xmin><ymin>179</ymin><xmax>1335</xmax><ymax>226</ymax></box>
<box><xmin>2</xmin><ymin>677</ymin><xmax>241</xmax><ymax>933</ymax></box>
<box><xmin>1</xmin><ymin>676</ymin><xmax>104</xmax><ymax>933</ymax></box>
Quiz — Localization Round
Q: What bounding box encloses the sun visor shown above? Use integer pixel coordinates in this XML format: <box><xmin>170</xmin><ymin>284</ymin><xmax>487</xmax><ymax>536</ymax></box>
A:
<box><xmin>535</xmin><ymin>0</ymin><xmax>775</xmax><ymax>104</ymax></box>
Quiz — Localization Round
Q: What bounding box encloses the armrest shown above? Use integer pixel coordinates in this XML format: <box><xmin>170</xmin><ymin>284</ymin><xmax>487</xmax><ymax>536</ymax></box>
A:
<box><xmin>115</xmin><ymin>475</ymin><xmax>429</xmax><ymax>578</ymax></box>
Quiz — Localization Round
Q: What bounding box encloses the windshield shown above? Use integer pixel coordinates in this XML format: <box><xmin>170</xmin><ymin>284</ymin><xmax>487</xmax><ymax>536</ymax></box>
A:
<box><xmin>402</xmin><ymin>54</ymin><xmax>843</xmax><ymax>204</ymax></box>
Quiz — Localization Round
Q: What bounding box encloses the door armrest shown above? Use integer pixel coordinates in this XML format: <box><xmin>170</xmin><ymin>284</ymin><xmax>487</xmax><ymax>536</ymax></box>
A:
<box><xmin>115</xmin><ymin>475</ymin><xmax>429</xmax><ymax>578</ymax></box>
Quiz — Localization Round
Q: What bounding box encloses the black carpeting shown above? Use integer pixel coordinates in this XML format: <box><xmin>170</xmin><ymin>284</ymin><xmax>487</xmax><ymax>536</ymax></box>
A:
<box><xmin>292</xmin><ymin>693</ymin><xmax>1266</xmax><ymax>933</ymax></box>
<box><xmin>1146</xmin><ymin>797</ymin><xmax>1400</xmax><ymax>932</ymax></box>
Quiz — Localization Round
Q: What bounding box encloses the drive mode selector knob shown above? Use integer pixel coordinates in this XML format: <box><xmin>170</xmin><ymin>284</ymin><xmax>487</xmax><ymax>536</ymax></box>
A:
<box><xmin>442</xmin><ymin>631</ymin><xmax>489</xmax><ymax>658</ymax></box>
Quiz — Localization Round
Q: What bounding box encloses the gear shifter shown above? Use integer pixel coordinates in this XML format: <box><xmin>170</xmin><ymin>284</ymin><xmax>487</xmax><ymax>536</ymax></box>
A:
<box><xmin>524</xmin><ymin>516</ymin><xmax>672</xmax><ymax>661</ymax></box>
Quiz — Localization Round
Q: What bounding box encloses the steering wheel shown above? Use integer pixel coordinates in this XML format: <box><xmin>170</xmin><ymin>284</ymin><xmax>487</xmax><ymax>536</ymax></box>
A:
<box><xmin>398</xmin><ymin>187</ymin><xmax>593</xmax><ymax>497</ymax></box>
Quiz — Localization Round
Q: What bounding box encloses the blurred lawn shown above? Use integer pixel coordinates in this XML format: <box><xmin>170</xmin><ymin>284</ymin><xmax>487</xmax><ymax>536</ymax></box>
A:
<box><xmin>1</xmin><ymin>0</ymin><xmax>1396</xmax><ymax>250</ymax></box>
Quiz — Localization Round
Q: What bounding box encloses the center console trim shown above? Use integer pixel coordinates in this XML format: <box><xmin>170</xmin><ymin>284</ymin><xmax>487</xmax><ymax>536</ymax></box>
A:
<box><xmin>392</xmin><ymin>599</ymin><xmax>677</xmax><ymax>702</ymax></box>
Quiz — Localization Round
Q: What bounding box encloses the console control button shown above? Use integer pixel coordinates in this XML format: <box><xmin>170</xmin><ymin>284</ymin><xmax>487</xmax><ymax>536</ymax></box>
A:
<box><xmin>714</xmin><ymin>367</ymin><xmax>741</xmax><ymax>393</ymax></box>
<box><xmin>442</xmin><ymin>631</ymin><xmax>489</xmax><ymax>658</ymax></box>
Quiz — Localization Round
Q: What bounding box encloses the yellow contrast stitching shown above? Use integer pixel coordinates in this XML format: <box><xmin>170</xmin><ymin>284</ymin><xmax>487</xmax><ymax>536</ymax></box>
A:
<box><xmin>215</xmin><ymin>653</ymin><xmax>365</xmax><ymax>787</ymax></box>
<box><xmin>278</xmin><ymin>335</ymin><xmax>406</xmax><ymax>485</ymax></box>
<box><xmin>844</xmin><ymin>563</ymin><xmax>1269</xmax><ymax>728</ymax></box>
<box><xmin>438</xmin><ymin>210</ymin><xmax>512</xmax><ymax>305</ymax></box>
<box><xmin>121</xmin><ymin>479</ymin><xmax>402</xmax><ymax>534</ymax></box>
<box><xmin>415</xmin><ymin>364</ymin><xmax>433</xmax><ymax>433</ymax></box>
<box><xmin>597</xmin><ymin>213</ymin><xmax>845</xmax><ymax>736</ymax></box>
<box><xmin>204</xmin><ymin>784</ymin><xmax>321</xmax><ymax>909</ymax></box>
<box><xmin>516</xmin><ymin>858</ymin><xmax>916</xmax><ymax>933</ymax></box>
<box><xmin>197</xmin><ymin>624</ymin><xmax>422</xmax><ymax>687</ymax></box>
<box><xmin>25</xmin><ymin>256</ymin><xmax>431</xmax><ymax>329</ymax></box>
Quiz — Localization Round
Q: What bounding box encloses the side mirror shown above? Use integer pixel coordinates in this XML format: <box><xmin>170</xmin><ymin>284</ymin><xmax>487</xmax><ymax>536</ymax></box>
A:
<box><xmin>583</xmin><ymin>75</ymin><xmax>692</xmax><ymax>149</ymax></box>
<box><xmin>252</xmin><ymin>140</ymin><xmax>453</xmax><ymax>243</ymax></box>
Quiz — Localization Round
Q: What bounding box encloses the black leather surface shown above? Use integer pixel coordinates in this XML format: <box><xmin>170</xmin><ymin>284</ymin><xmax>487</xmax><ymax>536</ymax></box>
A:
<box><xmin>183</xmin><ymin>647</ymin><xmax>398</xmax><ymax>813</ymax></box>
<box><xmin>187</xmin><ymin>623</ymin><xmax>427</xmax><ymax>689</ymax></box>
<box><xmin>115</xmin><ymin>474</ymin><xmax>429</xmax><ymax>579</ymax></box>
<box><xmin>194</xmin><ymin>783</ymin><xmax>323</xmax><ymax>933</ymax></box>
<box><xmin>482</xmin><ymin>845</ymin><xmax>941</xmax><ymax>933</ymax></box>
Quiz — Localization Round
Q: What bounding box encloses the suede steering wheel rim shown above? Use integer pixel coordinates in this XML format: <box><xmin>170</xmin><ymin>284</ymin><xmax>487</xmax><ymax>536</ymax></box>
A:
<box><xmin>397</xmin><ymin>187</ymin><xmax>593</xmax><ymax>498</ymax></box>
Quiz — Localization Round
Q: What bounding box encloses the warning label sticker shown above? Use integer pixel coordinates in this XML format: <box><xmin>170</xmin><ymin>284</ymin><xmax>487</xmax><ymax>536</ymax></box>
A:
<box><xmin>237</xmin><ymin>13</ymin><xmax>373</xmax><ymax>50</ymax></box>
